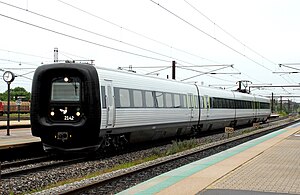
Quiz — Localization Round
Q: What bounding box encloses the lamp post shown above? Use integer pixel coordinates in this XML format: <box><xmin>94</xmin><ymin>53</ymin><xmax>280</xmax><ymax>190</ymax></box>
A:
<box><xmin>2</xmin><ymin>71</ymin><xmax>15</xmax><ymax>136</ymax></box>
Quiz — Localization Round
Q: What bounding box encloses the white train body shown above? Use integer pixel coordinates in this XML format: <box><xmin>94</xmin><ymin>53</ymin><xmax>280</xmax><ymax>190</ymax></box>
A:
<box><xmin>31</xmin><ymin>63</ymin><xmax>271</xmax><ymax>152</ymax></box>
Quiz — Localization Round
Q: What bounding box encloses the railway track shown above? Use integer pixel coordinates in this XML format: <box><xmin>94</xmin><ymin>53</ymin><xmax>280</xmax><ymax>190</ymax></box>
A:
<box><xmin>1</xmin><ymin>156</ymin><xmax>87</xmax><ymax>179</ymax></box>
<box><xmin>1</xmin><ymin>155</ymin><xmax>51</xmax><ymax>169</ymax></box>
<box><xmin>52</xmin><ymin>118</ymin><xmax>299</xmax><ymax>194</ymax></box>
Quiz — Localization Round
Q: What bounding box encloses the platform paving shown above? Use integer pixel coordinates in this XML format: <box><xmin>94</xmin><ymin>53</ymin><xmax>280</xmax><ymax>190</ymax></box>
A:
<box><xmin>0</xmin><ymin>120</ymin><xmax>30</xmax><ymax>127</ymax></box>
<box><xmin>0</xmin><ymin>120</ymin><xmax>40</xmax><ymax>149</ymax></box>
<box><xmin>203</xmin><ymin>128</ymin><xmax>300</xmax><ymax>194</ymax></box>
<box><xmin>117</xmin><ymin>122</ymin><xmax>300</xmax><ymax>195</ymax></box>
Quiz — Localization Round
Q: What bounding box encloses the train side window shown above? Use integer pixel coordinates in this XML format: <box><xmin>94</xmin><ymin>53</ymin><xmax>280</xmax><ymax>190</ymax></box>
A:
<box><xmin>223</xmin><ymin>99</ymin><xmax>226</xmax><ymax>108</ymax></box>
<box><xmin>247</xmin><ymin>101</ymin><xmax>251</xmax><ymax>109</ymax></box>
<box><xmin>224</xmin><ymin>99</ymin><xmax>228</xmax><ymax>108</ymax></box>
<box><xmin>188</xmin><ymin>94</ymin><xmax>194</xmax><ymax>108</ymax></box>
<box><xmin>206</xmin><ymin>96</ymin><xmax>211</xmax><ymax>109</ymax></box>
<box><xmin>194</xmin><ymin>95</ymin><xmax>199</xmax><ymax>109</ymax></box>
<box><xmin>174</xmin><ymin>94</ymin><xmax>180</xmax><ymax>108</ymax></box>
<box><xmin>101</xmin><ymin>86</ymin><xmax>106</xmax><ymax>108</ymax></box>
<box><xmin>145</xmin><ymin>91</ymin><xmax>154</xmax><ymax>107</ymax></box>
<box><xmin>180</xmin><ymin>94</ymin><xmax>187</xmax><ymax>108</ymax></box>
<box><xmin>262</xmin><ymin>102</ymin><xmax>270</xmax><ymax>109</ymax></box>
<box><xmin>212</xmin><ymin>97</ymin><xmax>216</xmax><ymax>108</ymax></box>
<box><xmin>257</xmin><ymin>102</ymin><xmax>260</xmax><ymax>109</ymax></box>
<box><xmin>230</xmin><ymin>99</ymin><xmax>235</xmax><ymax>109</ymax></box>
<box><xmin>107</xmin><ymin>86</ymin><xmax>113</xmax><ymax>107</ymax></box>
<box><xmin>165</xmin><ymin>93</ymin><xmax>173</xmax><ymax>108</ymax></box>
<box><xmin>242</xmin><ymin>101</ymin><xmax>246</xmax><ymax>109</ymax></box>
<box><xmin>235</xmin><ymin>100</ymin><xmax>239</xmax><ymax>109</ymax></box>
<box><xmin>202</xmin><ymin>96</ymin><xmax>206</xmax><ymax>109</ymax></box>
<box><xmin>133</xmin><ymin>90</ymin><xmax>143</xmax><ymax>107</ymax></box>
<box><xmin>119</xmin><ymin>88</ymin><xmax>130</xmax><ymax>107</ymax></box>
<box><xmin>155</xmin><ymin>92</ymin><xmax>164</xmax><ymax>108</ymax></box>
<box><xmin>199</xmin><ymin>96</ymin><xmax>204</xmax><ymax>108</ymax></box>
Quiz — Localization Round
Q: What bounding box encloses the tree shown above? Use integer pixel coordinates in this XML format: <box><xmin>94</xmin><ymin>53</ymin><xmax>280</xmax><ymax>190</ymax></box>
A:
<box><xmin>0</xmin><ymin>87</ymin><xmax>31</xmax><ymax>101</ymax></box>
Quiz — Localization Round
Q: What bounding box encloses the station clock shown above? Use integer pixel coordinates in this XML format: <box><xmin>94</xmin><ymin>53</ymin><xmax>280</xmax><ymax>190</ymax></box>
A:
<box><xmin>3</xmin><ymin>71</ymin><xmax>15</xmax><ymax>83</ymax></box>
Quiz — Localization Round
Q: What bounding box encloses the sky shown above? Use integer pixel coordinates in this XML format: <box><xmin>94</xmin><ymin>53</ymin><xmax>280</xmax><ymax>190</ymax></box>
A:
<box><xmin>1</xmin><ymin>0</ymin><xmax>300</xmax><ymax>102</ymax></box>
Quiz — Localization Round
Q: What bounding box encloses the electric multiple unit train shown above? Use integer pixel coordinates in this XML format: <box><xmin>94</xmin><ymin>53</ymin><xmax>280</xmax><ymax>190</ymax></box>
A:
<box><xmin>30</xmin><ymin>63</ymin><xmax>271</xmax><ymax>152</ymax></box>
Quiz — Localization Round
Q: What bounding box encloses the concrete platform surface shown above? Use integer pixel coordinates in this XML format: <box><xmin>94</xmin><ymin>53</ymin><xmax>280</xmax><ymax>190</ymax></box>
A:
<box><xmin>117</xmin><ymin>122</ymin><xmax>300</xmax><ymax>195</ymax></box>
<box><xmin>203</xmin><ymin>127</ymin><xmax>300</xmax><ymax>194</ymax></box>
<box><xmin>0</xmin><ymin>125</ymin><xmax>40</xmax><ymax>149</ymax></box>
<box><xmin>0</xmin><ymin>120</ymin><xmax>30</xmax><ymax>127</ymax></box>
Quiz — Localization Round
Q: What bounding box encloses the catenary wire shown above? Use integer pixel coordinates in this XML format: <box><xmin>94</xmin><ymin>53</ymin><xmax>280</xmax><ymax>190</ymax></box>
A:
<box><xmin>183</xmin><ymin>0</ymin><xmax>279</xmax><ymax>67</ymax></box>
<box><xmin>0</xmin><ymin>48</ymin><xmax>51</xmax><ymax>60</ymax></box>
<box><xmin>56</xmin><ymin>0</ymin><xmax>221</xmax><ymax>64</ymax></box>
<box><xmin>0</xmin><ymin>1</ymin><xmax>213</xmax><ymax>69</ymax></box>
<box><xmin>6</xmin><ymin>0</ymin><xmax>242</xmax><ymax>79</ymax></box>
<box><xmin>0</xmin><ymin>13</ymin><xmax>171</xmax><ymax>63</ymax></box>
<box><xmin>149</xmin><ymin>0</ymin><xmax>274</xmax><ymax>72</ymax></box>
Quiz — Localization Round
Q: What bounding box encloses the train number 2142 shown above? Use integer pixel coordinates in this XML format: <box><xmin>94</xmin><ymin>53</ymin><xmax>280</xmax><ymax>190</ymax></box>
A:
<box><xmin>64</xmin><ymin>116</ymin><xmax>74</xmax><ymax>121</ymax></box>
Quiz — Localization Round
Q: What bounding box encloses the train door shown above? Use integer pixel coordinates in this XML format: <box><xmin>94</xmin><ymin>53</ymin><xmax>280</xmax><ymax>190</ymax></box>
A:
<box><xmin>104</xmin><ymin>80</ymin><xmax>115</xmax><ymax>127</ymax></box>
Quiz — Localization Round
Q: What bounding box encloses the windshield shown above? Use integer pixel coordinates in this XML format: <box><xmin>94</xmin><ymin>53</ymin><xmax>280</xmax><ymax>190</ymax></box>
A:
<box><xmin>51</xmin><ymin>77</ymin><xmax>81</xmax><ymax>101</ymax></box>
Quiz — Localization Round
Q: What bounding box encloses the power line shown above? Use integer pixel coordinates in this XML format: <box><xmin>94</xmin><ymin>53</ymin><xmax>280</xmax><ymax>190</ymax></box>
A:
<box><xmin>0</xmin><ymin>48</ymin><xmax>51</xmax><ymax>60</ymax></box>
<box><xmin>0</xmin><ymin>13</ymin><xmax>171</xmax><ymax>63</ymax></box>
<box><xmin>56</xmin><ymin>0</ymin><xmax>220</xmax><ymax>64</ymax></box>
<box><xmin>0</xmin><ymin>67</ymin><xmax>33</xmax><ymax>80</ymax></box>
<box><xmin>149</xmin><ymin>0</ymin><xmax>274</xmax><ymax>72</ymax></box>
<box><xmin>180</xmin><ymin>66</ymin><xmax>231</xmax><ymax>81</ymax></box>
<box><xmin>0</xmin><ymin>2</ymin><xmax>172</xmax><ymax>62</ymax></box>
<box><xmin>0</xmin><ymin>58</ymin><xmax>40</xmax><ymax>67</ymax></box>
<box><xmin>184</xmin><ymin>0</ymin><xmax>278</xmax><ymax>67</ymax></box>
<box><xmin>59</xmin><ymin>50</ymin><xmax>90</xmax><ymax>61</ymax></box>
<box><xmin>0</xmin><ymin>1</ymin><xmax>214</xmax><ymax>68</ymax></box>
<box><xmin>183</xmin><ymin>1</ymin><xmax>297</xmax><ymax>85</ymax></box>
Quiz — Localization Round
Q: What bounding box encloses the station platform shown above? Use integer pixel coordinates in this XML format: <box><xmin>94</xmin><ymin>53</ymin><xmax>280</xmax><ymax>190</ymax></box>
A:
<box><xmin>0</xmin><ymin>120</ymin><xmax>40</xmax><ymax>150</ymax></box>
<box><xmin>0</xmin><ymin>119</ymin><xmax>30</xmax><ymax>128</ymax></box>
<box><xmin>118</xmin><ymin>122</ymin><xmax>300</xmax><ymax>195</ymax></box>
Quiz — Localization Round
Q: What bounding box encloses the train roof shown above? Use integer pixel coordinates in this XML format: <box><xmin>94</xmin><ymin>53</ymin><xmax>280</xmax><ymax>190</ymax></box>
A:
<box><xmin>38</xmin><ymin>63</ymin><xmax>270</xmax><ymax>101</ymax></box>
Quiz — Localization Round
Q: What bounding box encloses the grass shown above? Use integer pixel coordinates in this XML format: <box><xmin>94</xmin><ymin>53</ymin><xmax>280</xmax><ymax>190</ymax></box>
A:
<box><xmin>166</xmin><ymin>139</ymin><xmax>198</xmax><ymax>155</ymax></box>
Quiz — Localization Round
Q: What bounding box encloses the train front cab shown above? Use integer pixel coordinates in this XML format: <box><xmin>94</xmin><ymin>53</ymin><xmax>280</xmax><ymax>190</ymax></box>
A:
<box><xmin>31</xmin><ymin>63</ymin><xmax>101</xmax><ymax>152</ymax></box>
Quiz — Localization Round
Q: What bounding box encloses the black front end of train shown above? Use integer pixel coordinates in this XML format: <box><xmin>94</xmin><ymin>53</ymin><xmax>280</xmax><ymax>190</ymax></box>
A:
<box><xmin>30</xmin><ymin>63</ymin><xmax>101</xmax><ymax>152</ymax></box>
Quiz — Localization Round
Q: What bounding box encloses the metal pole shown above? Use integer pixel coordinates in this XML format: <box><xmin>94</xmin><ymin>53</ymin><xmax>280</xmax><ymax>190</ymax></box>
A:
<box><xmin>7</xmin><ymin>82</ymin><xmax>10</xmax><ymax>136</ymax></box>
<box><xmin>271</xmin><ymin>92</ymin><xmax>274</xmax><ymax>113</ymax></box>
<box><xmin>18</xmin><ymin>104</ymin><xmax>20</xmax><ymax>122</ymax></box>
<box><xmin>172</xmin><ymin>61</ymin><xmax>176</xmax><ymax>80</ymax></box>
<box><xmin>280</xmin><ymin>96</ymin><xmax>282</xmax><ymax>112</ymax></box>
<box><xmin>54</xmin><ymin>47</ymin><xmax>58</xmax><ymax>63</ymax></box>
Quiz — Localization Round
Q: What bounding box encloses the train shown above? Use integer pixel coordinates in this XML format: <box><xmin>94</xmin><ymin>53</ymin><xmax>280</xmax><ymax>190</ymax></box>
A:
<box><xmin>30</xmin><ymin>63</ymin><xmax>271</xmax><ymax>153</ymax></box>
<box><xmin>0</xmin><ymin>101</ymin><xmax>30</xmax><ymax>116</ymax></box>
